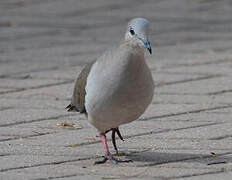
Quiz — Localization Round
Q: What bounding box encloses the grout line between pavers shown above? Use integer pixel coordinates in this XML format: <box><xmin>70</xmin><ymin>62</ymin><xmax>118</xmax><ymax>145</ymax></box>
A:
<box><xmin>156</xmin><ymin>74</ymin><xmax>223</xmax><ymax>87</ymax></box>
<box><xmin>66</xmin><ymin>121</ymin><xmax>222</xmax><ymax>148</ymax></box>
<box><xmin>0</xmin><ymin>80</ymin><xmax>73</xmax><ymax>95</ymax></box>
<box><xmin>168</xmin><ymin>168</ymin><xmax>231</xmax><ymax>180</ymax></box>
<box><xmin>160</xmin><ymin>58</ymin><xmax>232</xmax><ymax>70</ymax></box>
<box><xmin>0</xmin><ymin>131</ymin><xmax>57</xmax><ymax>142</ymax></box>
<box><xmin>0</xmin><ymin>157</ymin><xmax>91</xmax><ymax>173</ymax></box>
<box><xmin>0</xmin><ymin>114</ymin><xmax>74</xmax><ymax>128</ymax></box>
<box><xmin>140</xmin><ymin>104</ymin><xmax>232</xmax><ymax>121</ymax></box>
<box><xmin>136</xmin><ymin>151</ymin><xmax>232</xmax><ymax>168</ymax></box>
<box><xmin>207</xmin><ymin>89</ymin><xmax>232</xmax><ymax>95</ymax></box>
<box><xmin>0</xmin><ymin>66</ymin><xmax>59</xmax><ymax>79</ymax></box>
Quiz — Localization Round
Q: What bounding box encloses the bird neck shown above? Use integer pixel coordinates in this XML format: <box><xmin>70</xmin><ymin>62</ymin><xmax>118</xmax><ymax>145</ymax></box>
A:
<box><xmin>120</xmin><ymin>39</ymin><xmax>146</xmax><ymax>57</ymax></box>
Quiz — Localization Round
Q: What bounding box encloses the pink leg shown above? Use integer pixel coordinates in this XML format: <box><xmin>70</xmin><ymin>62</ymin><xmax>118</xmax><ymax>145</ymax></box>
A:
<box><xmin>95</xmin><ymin>133</ymin><xmax>117</xmax><ymax>164</ymax></box>
<box><xmin>100</xmin><ymin>133</ymin><xmax>110</xmax><ymax>155</ymax></box>
<box><xmin>94</xmin><ymin>133</ymin><xmax>132</xmax><ymax>165</ymax></box>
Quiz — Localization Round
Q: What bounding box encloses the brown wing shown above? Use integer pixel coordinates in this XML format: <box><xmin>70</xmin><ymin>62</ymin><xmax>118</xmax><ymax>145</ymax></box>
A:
<box><xmin>66</xmin><ymin>61</ymin><xmax>95</xmax><ymax>114</ymax></box>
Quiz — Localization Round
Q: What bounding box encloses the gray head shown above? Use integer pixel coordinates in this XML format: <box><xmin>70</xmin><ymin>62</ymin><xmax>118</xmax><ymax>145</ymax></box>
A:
<box><xmin>125</xmin><ymin>18</ymin><xmax>152</xmax><ymax>54</ymax></box>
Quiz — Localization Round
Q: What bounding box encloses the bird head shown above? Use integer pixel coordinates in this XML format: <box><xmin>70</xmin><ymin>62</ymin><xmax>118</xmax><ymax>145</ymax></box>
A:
<box><xmin>125</xmin><ymin>18</ymin><xmax>152</xmax><ymax>54</ymax></box>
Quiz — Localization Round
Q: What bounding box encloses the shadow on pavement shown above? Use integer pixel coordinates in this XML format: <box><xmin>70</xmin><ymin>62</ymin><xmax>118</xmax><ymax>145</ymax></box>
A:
<box><xmin>128</xmin><ymin>151</ymin><xmax>231</xmax><ymax>166</ymax></box>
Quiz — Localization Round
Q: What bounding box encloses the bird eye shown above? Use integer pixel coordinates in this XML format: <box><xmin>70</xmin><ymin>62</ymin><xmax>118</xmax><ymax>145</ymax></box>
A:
<box><xmin>130</xmin><ymin>28</ymin><xmax>135</xmax><ymax>36</ymax></box>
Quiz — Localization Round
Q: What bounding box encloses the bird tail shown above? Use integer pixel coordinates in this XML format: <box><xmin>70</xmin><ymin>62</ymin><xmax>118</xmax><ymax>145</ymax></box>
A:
<box><xmin>66</xmin><ymin>104</ymin><xmax>77</xmax><ymax>112</ymax></box>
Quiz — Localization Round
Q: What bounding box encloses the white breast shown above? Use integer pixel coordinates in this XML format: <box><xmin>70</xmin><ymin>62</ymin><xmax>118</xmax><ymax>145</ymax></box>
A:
<box><xmin>85</xmin><ymin>46</ymin><xmax>154</xmax><ymax>133</ymax></box>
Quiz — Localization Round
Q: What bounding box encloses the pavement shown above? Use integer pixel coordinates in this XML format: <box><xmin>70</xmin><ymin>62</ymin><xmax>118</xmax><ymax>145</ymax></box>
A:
<box><xmin>0</xmin><ymin>0</ymin><xmax>232</xmax><ymax>179</ymax></box>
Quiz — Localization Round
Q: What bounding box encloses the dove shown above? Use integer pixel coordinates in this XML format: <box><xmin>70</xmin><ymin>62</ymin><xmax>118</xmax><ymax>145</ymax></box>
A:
<box><xmin>66</xmin><ymin>18</ymin><xmax>154</xmax><ymax>164</ymax></box>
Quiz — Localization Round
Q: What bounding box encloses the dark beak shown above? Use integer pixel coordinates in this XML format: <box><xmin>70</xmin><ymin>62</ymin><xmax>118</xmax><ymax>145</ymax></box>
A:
<box><xmin>142</xmin><ymin>39</ymin><xmax>152</xmax><ymax>54</ymax></box>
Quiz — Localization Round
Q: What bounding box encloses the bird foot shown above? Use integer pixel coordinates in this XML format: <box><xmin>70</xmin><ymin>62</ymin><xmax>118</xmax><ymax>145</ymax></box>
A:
<box><xmin>94</xmin><ymin>153</ymin><xmax>132</xmax><ymax>165</ymax></box>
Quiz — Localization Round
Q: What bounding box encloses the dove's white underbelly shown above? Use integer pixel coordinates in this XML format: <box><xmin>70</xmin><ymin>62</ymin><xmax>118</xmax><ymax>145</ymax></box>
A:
<box><xmin>85</xmin><ymin>47</ymin><xmax>154</xmax><ymax>133</ymax></box>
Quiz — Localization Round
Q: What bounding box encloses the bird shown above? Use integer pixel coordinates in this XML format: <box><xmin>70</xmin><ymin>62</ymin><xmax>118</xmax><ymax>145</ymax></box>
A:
<box><xmin>66</xmin><ymin>18</ymin><xmax>154</xmax><ymax>164</ymax></box>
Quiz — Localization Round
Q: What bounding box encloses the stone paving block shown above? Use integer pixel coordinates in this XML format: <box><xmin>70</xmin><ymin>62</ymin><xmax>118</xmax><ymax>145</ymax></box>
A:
<box><xmin>22</xmin><ymin>164</ymin><xmax>218</xmax><ymax>180</ymax></box>
<box><xmin>0</xmin><ymin>136</ymin><xmax>14</xmax><ymax>141</ymax></box>
<box><xmin>154</xmin><ymin>72</ymin><xmax>205</xmax><ymax>86</ymax></box>
<box><xmin>5</xmin><ymin>116</ymin><xmax>206</xmax><ymax>147</ymax></box>
<box><xmin>0</xmin><ymin>108</ymin><xmax>68</xmax><ymax>126</ymax></box>
<box><xmin>141</xmin><ymin>103</ymin><xmax>216</xmax><ymax>119</ymax></box>
<box><xmin>16</xmin><ymin>66</ymin><xmax>83</xmax><ymax>80</ymax></box>
<box><xmin>156</xmin><ymin>93</ymin><xmax>232</xmax><ymax>105</ymax></box>
<box><xmin>119</xmin><ymin>134</ymin><xmax>232</xmax><ymax>153</ymax></box>
<box><xmin>0</xmin><ymin>153</ymin><xmax>223</xmax><ymax>180</ymax></box>
<box><xmin>0</xmin><ymin>87</ymin><xmax>14</xmax><ymax>93</ymax></box>
<box><xmin>0</xmin><ymin>142</ymin><xmax>91</xmax><ymax>159</ymax></box>
<box><xmin>0</xmin><ymin>78</ymin><xmax>67</xmax><ymax>89</ymax></box>
<box><xmin>0</xmin><ymin>83</ymin><xmax>73</xmax><ymax>100</ymax></box>
<box><xmin>0</xmin><ymin>26</ymin><xmax>53</xmax><ymax>42</ymax></box>
<box><xmin>208</xmin><ymin>107</ymin><xmax>232</xmax><ymax>114</ymax></box>
<box><xmin>148</xmin><ymin>122</ymin><xmax>232</xmax><ymax>140</ymax></box>
<box><xmin>0</xmin><ymin>154</ymin><xmax>77</xmax><ymax>173</ymax></box>
<box><xmin>0</xmin><ymin>173</ymin><xmax>115</xmax><ymax>180</ymax></box>
<box><xmin>8</xmin><ymin>124</ymin><xmax>96</xmax><ymax>147</ymax></box>
<box><xmin>0</xmin><ymin>62</ymin><xmax>56</xmax><ymax>77</ymax></box>
<box><xmin>2</xmin><ymin>0</ymin><xmax>127</xmax><ymax>17</ymax></box>
<box><xmin>154</xmin><ymin>111</ymin><xmax>232</xmax><ymax>123</ymax></box>
<box><xmin>157</xmin><ymin>76</ymin><xmax>232</xmax><ymax>95</ymax></box>
<box><xmin>0</xmin><ymin>127</ymin><xmax>52</xmax><ymax>138</ymax></box>
<box><xmin>0</xmin><ymin>98</ymin><xmax>68</xmax><ymax>111</ymax></box>
<box><xmin>180</xmin><ymin>172</ymin><xmax>232</xmax><ymax>180</ymax></box>
<box><xmin>0</xmin><ymin>43</ymin><xmax>100</xmax><ymax>63</ymax></box>
<box><xmin>161</xmin><ymin>60</ymin><xmax>232</xmax><ymax>76</ymax></box>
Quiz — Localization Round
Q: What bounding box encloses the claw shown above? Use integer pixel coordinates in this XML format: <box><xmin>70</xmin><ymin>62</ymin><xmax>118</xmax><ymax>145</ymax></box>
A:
<box><xmin>95</xmin><ymin>133</ymin><xmax>131</xmax><ymax>165</ymax></box>
<box><xmin>94</xmin><ymin>153</ymin><xmax>132</xmax><ymax>164</ymax></box>
<box><xmin>94</xmin><ymin>154</ymin><xmax>118</xmax><ymax>164</ymax></box>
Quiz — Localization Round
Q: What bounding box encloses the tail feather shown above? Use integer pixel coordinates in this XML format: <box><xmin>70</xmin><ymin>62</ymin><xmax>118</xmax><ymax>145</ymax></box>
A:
<box><xmin>66</xmin><ymin>104</ymin><xmax>78</xmax><ymax>112</ymax></box>
<box><xmin>66</xmin><ymin>104</ymin><xmax>71</xmax><ymax>109</ymax></box>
